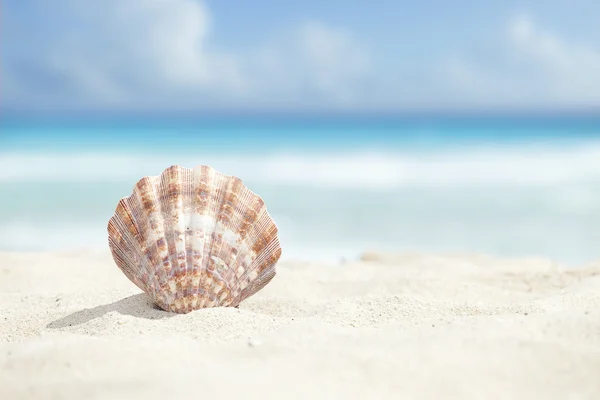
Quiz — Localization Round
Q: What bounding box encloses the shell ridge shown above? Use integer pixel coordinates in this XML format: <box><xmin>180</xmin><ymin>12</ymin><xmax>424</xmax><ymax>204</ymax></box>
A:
<box><xmin>107</xmin><ymin>216</ymin><xmax>145</xmax><ymax>290</ymax></box>
<box><xmin>227</xmin><ymin>185</ymin><xmax>258</xmax><ymax>260</ymax></box>
<box><xmin>106</xmin><ymin>205</ymin><xmax>140</xmax><ymax>282</ymax></box>
<box><xmin>241</xmin><ymin>227</ymin><xmax>280</xmax><ymax>273</ymax></box>
<box><xmin>205</xmin><ymin>171</ymin><xmax>239</xmax><ymax>306</ymax></box>
<box><xmin>219</xmin><ymin>184</ymin><xmax>255</xmax><ymax>303</ymax></box>
<box><xmin>173</xmin><ymin>166</ymin><xmax>193</xmax><ymax>312</ymax></box>
<box><xmin>233</xmin><ymin>228</ymin><xmax>281</xmax><ymax>304</ymax></box>
<box><xmin>190</xmin><ymin>165</ymin><xmax>209</xmax><ymax>309</ymax></box>
<box><xmin>211</xmin><ymin>175</ymin><xmax>252</xmax><ymax>306</ymax></box>
<box><xmin>238</xmin><ymin>263</ymin><xmax>277</xmax><ymax>303</ymax></box>
<box><xmin>108</xmin><ymin>184</ymin><xmax>160</xmax><ymax>299</ymax></box>
<box><xmin>129</xmin><ymin>176</ymin><xmax>166</xmax><ymax>303</ymax></box>
<box><xmin>230</xmin><ymin>211</ymin><xmax>281</xmax><ymax>301</ymax></box>
<box><xmin>127</xmin><ymin>171</ymin><xmax>172</xmax><ymax>309</ymax></box>
<box><xmin>226</xmin><ymin>204</ymin><xmax>278</xmax><ymax>302</ymax></box>
<box><xmin>108</xmin><ymin>221</ymin><xmax>141</xmax><ymax>285</ymax></box>
<box><xmin>197</xmin><ymin>165</ymin><xmax>219</xmax><ymax>308</ymax></box>
<box><xmin>182</xmin><ymin>167</ymin><xmax>196</xmax><ymax>312</ymax></box>
<box><xmin>157</xmin><ymin>165</ymin><xmax>186</xmax><ymax>310</ymax></box>
<box><xmin>224</xmin><ymin>188</ymin><xmax>267</xmax><ymax>303</ymax></box>
<box><xmin>122</xmin><ymin>182</ymin><xmax>160</xmax><ymax>296</ymax></box>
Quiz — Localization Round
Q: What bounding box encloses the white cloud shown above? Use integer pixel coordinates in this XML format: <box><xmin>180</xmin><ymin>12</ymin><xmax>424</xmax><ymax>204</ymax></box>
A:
<box><xmin>1</xmin><ymin>0</ymin><xmax>370</xmax><ymax>110</ymax></box>
<box><xmin>443</xmin><ymin>13</ymin><xmax>600</xmax><ymax>108</ymax></box>
<box><xmin>5</xmin><ymin>2</ymin><xmax>598</xmax><ymax>111</ymax></box>
<box><xmin>296</xmin><ymin>22</ymin><xmax>370</xmax><ymax>101</ymax></box>
<box><xmin>509</xmin><ymin>14</ymin><xmax>600</xmax><ymax>102</ymax></box>
<box><xmin>243</xmin><ymin>21</ymin><xmax>370</xmax><ymax>108</ymax></box>
<box><xmin>107</xmin><ymin>0</ymin><xmax>243</xmax><ymax>90</ymax></box>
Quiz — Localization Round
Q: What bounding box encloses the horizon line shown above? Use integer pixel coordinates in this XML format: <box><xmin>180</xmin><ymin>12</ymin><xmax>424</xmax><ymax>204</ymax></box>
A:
<box><xmin>3</xmin><ymin>107</ymin><xmax>600</xmax><ymax>119</ymax></box>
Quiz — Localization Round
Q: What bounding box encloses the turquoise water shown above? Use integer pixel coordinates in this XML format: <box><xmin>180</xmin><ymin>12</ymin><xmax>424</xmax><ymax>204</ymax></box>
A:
<box><xmin>2</xmin><ymin>115</ymin><xmax>600</xmax><ymax>265</ymax></box>
<box><xmin>3</xmin><ymin>113</ymin><xmax>600</xmax><ymax>151</ymax></box>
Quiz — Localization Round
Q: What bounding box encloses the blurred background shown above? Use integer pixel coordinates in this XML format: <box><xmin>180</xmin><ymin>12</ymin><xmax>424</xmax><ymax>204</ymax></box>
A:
<box><xmin>2</xmin><ymin>0</ymin><xmax>600</xmax><ymax>265</ymax></box>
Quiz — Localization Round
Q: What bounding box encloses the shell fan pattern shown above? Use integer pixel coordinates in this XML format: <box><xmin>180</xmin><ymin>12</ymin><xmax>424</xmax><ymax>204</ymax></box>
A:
<box><xmin>107</xmin><ymin>165</ymin><xmax>282</xmax><ymax>313</ymax></box>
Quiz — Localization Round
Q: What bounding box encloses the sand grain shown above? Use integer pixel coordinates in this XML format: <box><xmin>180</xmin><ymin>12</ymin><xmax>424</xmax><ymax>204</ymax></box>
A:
<box><xmin>1</xmin><ymin>251</ymin><xmax>599</xmax><ymax>399</ymax></box>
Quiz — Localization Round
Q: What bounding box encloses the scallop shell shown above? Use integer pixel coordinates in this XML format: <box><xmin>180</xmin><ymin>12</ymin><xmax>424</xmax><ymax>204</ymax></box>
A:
<box><xmin>107</xmin><ymin>164</ymin><xmax>282</xmax><ymax>313</ymax></box>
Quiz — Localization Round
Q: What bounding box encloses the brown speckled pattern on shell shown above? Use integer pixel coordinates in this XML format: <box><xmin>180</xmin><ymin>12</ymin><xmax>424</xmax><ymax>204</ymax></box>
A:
<box><xmin>107</xmin><ymin>165</ymin><xmax>282</xmax><ymax>313</ymax></box>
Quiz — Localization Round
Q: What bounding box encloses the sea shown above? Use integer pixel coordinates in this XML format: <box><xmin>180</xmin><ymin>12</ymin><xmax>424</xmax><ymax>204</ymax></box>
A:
<box><xmin>2</xmin><ymin>113</ymin><xmax>600</xmax><ymax>266</ymax></box>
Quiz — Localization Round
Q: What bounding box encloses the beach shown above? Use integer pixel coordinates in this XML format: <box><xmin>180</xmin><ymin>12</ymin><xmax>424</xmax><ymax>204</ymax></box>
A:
<box><xmin>2</xmin><ymin>116</ymin><xmax>600</xmax><ymax>399</ymax></box>
<box><xmin>5</xmin><ymin>0</ymin><xmax>600</xmax><ymax>396</ymax></box>
<box><xmin>1</xmin><ymin>249</ymin><xmax>599</xmax><ymax>399</ymax></box>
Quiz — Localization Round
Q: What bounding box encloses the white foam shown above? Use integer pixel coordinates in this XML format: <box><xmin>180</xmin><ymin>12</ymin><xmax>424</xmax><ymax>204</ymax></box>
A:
<box><xmin>3</xmin><ymin>139</ymin><xmax>600</xmax><ymax>188</ymax></box>
<box><xmin>0</xmin><ymin>221</ymin><xmax>107</xmax><ymax>252</ymax></box>
<box><xmin>3</xmin><ymin>140</ymin><xmax>600</xmax><ymax>265</ymax></box>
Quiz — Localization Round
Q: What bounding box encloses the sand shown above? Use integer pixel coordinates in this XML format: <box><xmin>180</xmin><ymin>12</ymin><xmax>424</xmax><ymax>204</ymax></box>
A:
<box><xmin>1</xmin><ymin>250</ymin><xmax>600</xmax><ymax>399</ymax></box>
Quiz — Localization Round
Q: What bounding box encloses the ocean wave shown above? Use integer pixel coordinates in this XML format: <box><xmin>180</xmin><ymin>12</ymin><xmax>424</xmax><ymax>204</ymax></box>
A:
<box><xmin>3</xmin><ymin>141</ymin><xmax>600</xmax><ymax>187</ymax></box>
<box><xmin>0</xmin><ymin>220</ymin><xmax>360</xmax><ymax>263</ymax></box>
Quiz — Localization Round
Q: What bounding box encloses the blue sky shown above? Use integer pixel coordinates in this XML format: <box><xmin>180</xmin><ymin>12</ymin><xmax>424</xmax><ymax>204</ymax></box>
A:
<box><xmin>2</xmin><ymin>0</ymin><xmax>600</xmax><ymax>113</ymax></box>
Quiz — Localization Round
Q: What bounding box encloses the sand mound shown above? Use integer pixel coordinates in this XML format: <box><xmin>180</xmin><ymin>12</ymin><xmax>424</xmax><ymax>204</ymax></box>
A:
<box><xmin>1</xmin><ymin>251</ymin><xmax>599</xmax><ymax>399</ymax></box>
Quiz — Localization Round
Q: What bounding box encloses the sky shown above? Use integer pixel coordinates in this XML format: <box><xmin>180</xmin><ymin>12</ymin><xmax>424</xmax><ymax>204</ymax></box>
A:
<box><xmin>2</xmin><ymin>0</ymin><xmax>600</xmax><ymax>114</ymax></box>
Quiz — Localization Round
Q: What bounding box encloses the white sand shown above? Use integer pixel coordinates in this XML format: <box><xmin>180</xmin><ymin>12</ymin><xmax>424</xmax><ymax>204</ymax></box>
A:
<box><xmin>1</xmin><ymin>250</ymin><xmax>600</xmax><ymax>399</ymax></box>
